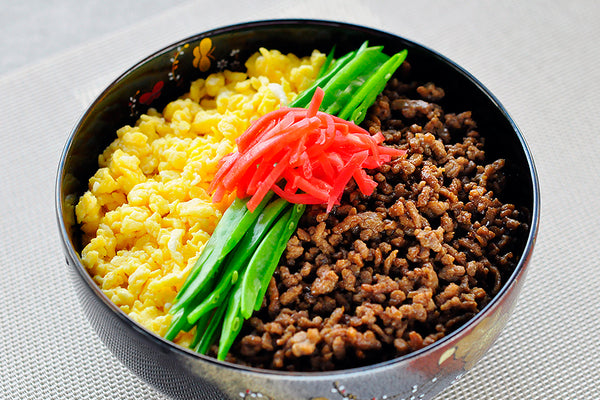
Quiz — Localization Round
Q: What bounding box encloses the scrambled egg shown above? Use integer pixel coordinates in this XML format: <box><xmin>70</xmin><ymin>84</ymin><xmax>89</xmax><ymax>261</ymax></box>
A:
<box><xmin>76</xmin><ymin>48</ymin><xmax>325</xmax><ymax>346</ymax></box>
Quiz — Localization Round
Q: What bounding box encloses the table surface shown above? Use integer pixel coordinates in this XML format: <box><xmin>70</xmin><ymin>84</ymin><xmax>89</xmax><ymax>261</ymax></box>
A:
<box><xmin>1</xmin><ymin>1</ymin><xmax>599</xmax><ymax>399</ymax></box>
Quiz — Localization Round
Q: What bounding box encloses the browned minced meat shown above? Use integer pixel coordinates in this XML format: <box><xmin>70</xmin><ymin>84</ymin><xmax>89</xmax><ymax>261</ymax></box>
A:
<box><xmin>226</xmin><ymin>64</ymin><xmax>528</xmax><ymax>371</ymax></box>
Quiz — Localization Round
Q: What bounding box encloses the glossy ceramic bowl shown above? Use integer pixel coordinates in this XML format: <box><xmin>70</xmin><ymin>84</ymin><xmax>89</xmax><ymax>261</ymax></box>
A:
<box><xmin>56</xmin><ymin>19</ymin><xmax>540</xmax><ymax>400</ymax></box>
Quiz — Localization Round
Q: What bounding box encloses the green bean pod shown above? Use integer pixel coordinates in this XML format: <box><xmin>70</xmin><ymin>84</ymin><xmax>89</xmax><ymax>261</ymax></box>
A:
<box><xmin>216</xmin><ymin>284</ymin><xmax>244</xmax><ymax>360</ymax></box>
<box><xmin>171</xmin><ymin>192</ymin><xmax>274</xmax><ymax>314</ymax></box>
<box><xmin>316</xmin><ymin>45</ymin><xmax>336</xmax><ymax>79</ymax></box>
<box><xmin>190</xmin><ymin>311</ymin><xmax>212</xmax><ymax>350</ymax></box>
<box><xmin>237</xmin><ymin>208</ymin><xmax>292</xmax><ymax>319</ymax></box>
<box><xmin>339</xmin><ymin>49</ymin><xmax>408</xmax><ymax>124</ymax></box>
<box><xmin>164</xmin><ymin>307</ymin><xmax>192</xmax><ymax>341</ymax></box>
<box><xmin>323</xmin><ymin>52</ymin><xmax>389</xmax><ymax>115</ymax></box>
<box><xmin>186</xmin><ymin>197</ymin><xmax>290</xmax><ymax>325</ymax></box>
<box><xmin>289</xmin><ymin>50</ymin><xmax>356</xmax><ymax>108</ymax></box>
<box><xmin>253</xmin><ymin>203</ymin><xmax>306</xmax><ymax>312</ymax></box>
<box><xmin>174</xmin><ymin>198</ymin><xmax>246</xmax><ymax>300</ymax></box>
<box><xmin>195</xmin><ymin>300</ymin><xmax>228</xmax><ymax>355</ymax></box>
<box><xmin>318</xmin><ymin>42</ymin><xmax>386</xmax><ymax>112</ymax></box>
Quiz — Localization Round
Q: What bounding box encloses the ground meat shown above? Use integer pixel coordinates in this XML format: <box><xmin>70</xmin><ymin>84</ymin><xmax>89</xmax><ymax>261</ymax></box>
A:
<box><xmin>228</xmin><ymin>68</ymin><xmax>528</xmax><ymax>371</ymax></box>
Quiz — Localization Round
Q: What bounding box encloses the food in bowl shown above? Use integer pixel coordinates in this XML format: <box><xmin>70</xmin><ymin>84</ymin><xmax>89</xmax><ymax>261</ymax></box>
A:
<box><xmin>58</xmin><ymin>20</ymin><xmax>539</xmax><ymax>400</ymax></box>
<box><xmin>75</xmin><ymin>48</ymin><xmax>328</xmax><ymax>347</ymax></box>
<box><xmin>74</xmin><ymin>39</ymin><xmax>527</xmax><ymax>373</ymax></box>
<box><xmin>231</xmin><ymin>75</ymin><xmax>527</xmax><ymax>371</ymax></box>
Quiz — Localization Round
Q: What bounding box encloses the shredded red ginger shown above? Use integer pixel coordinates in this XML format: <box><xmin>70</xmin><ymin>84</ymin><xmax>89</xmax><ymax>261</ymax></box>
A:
<box><xmin>210</xmin><ymin>87</ymin><xmax>407</xmax><ymax>212</ymax></box>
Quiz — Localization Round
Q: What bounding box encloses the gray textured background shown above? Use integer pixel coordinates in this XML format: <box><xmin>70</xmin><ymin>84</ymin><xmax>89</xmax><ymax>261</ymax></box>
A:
<box><xmin>1</xmin><ymin>1</ymin><xmax>599</xmax><ymax>399</ymax></box>
<box><xmin>0</xmin><ymin>0</ymin><xmax>183</xmax><ymax>74</ymax></box>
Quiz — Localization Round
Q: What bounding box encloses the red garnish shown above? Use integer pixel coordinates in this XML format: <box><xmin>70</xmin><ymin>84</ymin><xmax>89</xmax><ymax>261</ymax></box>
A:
<box><xmin>210</xmin><ymin>88</ymin><xmax>406</xmax><ymax>212</ymax></box>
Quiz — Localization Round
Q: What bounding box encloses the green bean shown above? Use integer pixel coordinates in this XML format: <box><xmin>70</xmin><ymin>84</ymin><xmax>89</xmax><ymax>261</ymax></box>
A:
<box><xmin>339</xmin><ymin>50</ymin><xmax>408</xmax><ymax>124</ymax></box>
<box><xmin>190</xmin><ymin>312</ymin><xmax>211</xmax><ymax>350</ymax></box>
<box><xmin>166</xmin><ymin>280</ymin><xmax>216</xmax><ymax>339</ymax></box>
<box><xmin>253</xmin><ymin>203</ymin><xmax>305</xmax><ymax>312</ymax></box>
<box><xmin>164</xmin><ymin>307</ymin><xmax>192</xmax><ymax>341</ymax></box>
<box><xmin>195</xmin><ymin>300</ymin><xmax>228</xmax><ymax>355</ymax></box>
<box><xmin>289</xmin><ymin>50</ymin><xmax>356</xmax><ymax>108</ymax></box>
<box><xmin>237</xmin><ymin>208</ymin><xmax>292</xmax><ymax>319</ymax></box>
<box><xmin>318</xmin><ymin>42</ymin><xmax>387</xmax><ymax>113</ymax></box>
<box><xmin>316</xmin><ymin>45</ymin><xmax>336</xmax><ymax>79</ymax></box>
<box><xmin>216</xmin><ymin>283</ymin><xmax>244</xmax><ymax>360</ymax></box>
<box><xmin>170</xmin><ymin>192</ymin><xmax>274</xmax><ymax>314</ymax></box>
<box><xmin>217</xmin><ymin>203</ymin><xmax>304</xmax><ymax>360</ymax></box>
<box><xmin>173</xmin><ymin>199</ymin><xmax>245</xmax><ymax>300</ymax></box>
<box><xmin>186</xmin><ymin>197</ymin><xmax>290</xmax><ymax>325</ymax></box>
<box><xmin>185</xmin><ymin>265</ymin><xmax>236</xmax><ymax>326</ymax></box>
<box><xmin>323</xmin><ymin>52</ymin><xmax>389</xmax><ymax>115</ymax></box>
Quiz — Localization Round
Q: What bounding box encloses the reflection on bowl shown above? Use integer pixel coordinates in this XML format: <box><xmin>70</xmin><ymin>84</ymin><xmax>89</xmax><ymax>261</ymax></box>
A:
<box><xmin>56</xmin><ymin>19</ymin><xmax>539</xmax><ymax>400</ymax></box>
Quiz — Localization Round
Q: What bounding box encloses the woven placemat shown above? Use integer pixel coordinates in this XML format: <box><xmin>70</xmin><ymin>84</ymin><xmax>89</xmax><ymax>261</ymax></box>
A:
<box><xmin>1</xmin><ymin>1</ymin><xmax>598</xmax><ymax>399</ymax></box>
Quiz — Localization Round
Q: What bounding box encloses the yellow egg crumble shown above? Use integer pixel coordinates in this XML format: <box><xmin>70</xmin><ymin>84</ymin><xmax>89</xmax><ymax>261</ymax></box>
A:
<box><xmin>76</xmin><ymin>48</ymin><xmax>325</xmax><ymax>346</ymax></box>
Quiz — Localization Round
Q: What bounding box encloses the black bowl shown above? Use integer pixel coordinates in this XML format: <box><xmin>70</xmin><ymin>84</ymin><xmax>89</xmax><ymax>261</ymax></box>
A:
<box><xmin>56</xmin><ymin>19</ymin><xmax>540</xmax><ymax>400</ymax></box>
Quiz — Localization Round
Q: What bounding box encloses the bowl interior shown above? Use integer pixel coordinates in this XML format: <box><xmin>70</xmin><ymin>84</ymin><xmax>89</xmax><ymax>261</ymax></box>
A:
<box><xmin>57</xmin><ymin>19</ymin><xmax>538</xmax><ymax>373</ymax></box>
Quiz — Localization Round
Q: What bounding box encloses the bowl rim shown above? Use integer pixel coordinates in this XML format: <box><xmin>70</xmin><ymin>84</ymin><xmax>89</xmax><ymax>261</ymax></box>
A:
<box><xmin>55</xmin><ymin>18</ymin><xmax>541</xmax><ymax>378</ymax></box>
